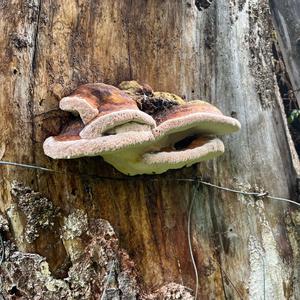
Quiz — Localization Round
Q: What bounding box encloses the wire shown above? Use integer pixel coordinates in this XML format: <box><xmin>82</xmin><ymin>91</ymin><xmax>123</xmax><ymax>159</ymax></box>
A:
<box><xmin>188</xmin><ymin>185</ymin><xmax>200</xmax><ymax>300</ymax></box>
<box><xmin>0</xmin><ymin>160</ymin><xmax>299</xmax><ymax>208</ymax></box>
<box><xmin>0</xmin><ymin>161</ymin><xmax>130</xmax><ymax>181</ymax></box>
<box><xmin>100</xmin><ymin>260</ymin><xmax>115</xmax><ymax>300</ymax></box>
<box><xmin>0</xmin><ymin>161</ymin><xmax>56</xmax><ymax>173</ymax></box>
<box><xmin>195</xmin><ymin>180</ymin><xmax>266</xmax><ymax>196</ymax></box>
<box><xmin>197</xmin><ymin>179</ymin><xmax>300</xmax><ymax>208</ymax></box>
<box><xmin>0</xmin><ymin>233</ymin><xmax>4</xmax><ymax>265</ymax></box>
<box><xmin>267</xmin><ymin>195</ymin><xmax>300</xmax><ymax>208</ymax></box>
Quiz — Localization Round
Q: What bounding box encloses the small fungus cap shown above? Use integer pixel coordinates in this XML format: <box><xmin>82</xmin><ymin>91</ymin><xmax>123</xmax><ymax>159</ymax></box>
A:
<box><xmin>80</xmin><ymin>109</ymin><xmax>155</xmax><ymax>139</ymax></box>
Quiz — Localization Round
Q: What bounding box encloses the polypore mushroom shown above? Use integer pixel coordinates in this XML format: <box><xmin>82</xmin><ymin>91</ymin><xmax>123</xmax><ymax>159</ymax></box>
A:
<box><xmin>43</xmin><ymin>120</ymin><xmax>155</xmax><ymax>160</ymax></box>
<box><xmin>102</xmin><ymin>87</ymin><xmax>241</xmax><ymax>175</ymax></box>
<box><xmin>152</xmin><ymin>100</ymin><xmax>241</xmax><ymax>138</ymax></box>
<box><xmin>102</xmin><ymin>136</ymin><xmax>225</xmax><ymax>175</ymax></box>
<box><xmin>59</xmin><ymin>83</ymin><xmax>156</xmax><ymax>139</ymax></box>
<box><xmin>141</xmin><ymin>100</ymin><xmax>239</xmax><ymax>172</ymax></box>
<box><xmin>43</xmin><ymin>82</ymin><xmax>241</xmax><ymax>176</ymax></box>
<box><xmin>43</xmin><ymin>83</ymin><xmax>156</xmax><ymax>159</ymax></box>
<box><xmin>142</xmin><ymin>137</ymin><xmax>225</xmax><ymax>171</ymax></box>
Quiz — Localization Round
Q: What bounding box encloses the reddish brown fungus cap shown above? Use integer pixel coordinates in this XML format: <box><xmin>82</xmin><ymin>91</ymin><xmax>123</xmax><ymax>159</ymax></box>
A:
<box><xmin>153</xmin><ymin>100</ymin><xmax>241</xmax><ymax>138</ymax></box>
<box><xmin>60</xmin><ymin>83</ymin><xmax>156</xmax><ymax>139</ymax></box>
<box><xmin>60</xmin><ymin>83</ymin><xmax>136</xmax><ymax>123</ymax></box>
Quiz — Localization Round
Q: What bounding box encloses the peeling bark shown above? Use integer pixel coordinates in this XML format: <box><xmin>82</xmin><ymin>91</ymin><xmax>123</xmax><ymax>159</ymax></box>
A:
<box><xmin>0</xmin><ymin>212</ymin><xmax>192</xmax><ymax>299</ymax></box>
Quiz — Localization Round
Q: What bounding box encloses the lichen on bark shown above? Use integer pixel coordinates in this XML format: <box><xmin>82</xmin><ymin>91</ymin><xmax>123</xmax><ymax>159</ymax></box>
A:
<box><xmin>62</xmin><ymin>209</ymin><xmax>89</xmax><ymax>241</ymax></box>
<box><xmin>10</xmin><ymin>181</ymin><xmax>57</xmax><ymax>243</ymax></box>
<box><xmin>0</xmin><ymin>212</ymin><xmax>193</xmax><ymax>299</ymax></box>
<box><xmin>0</xmin><ymin>216</ymin><xmax>140</xmax><ymax>299</ymax></box>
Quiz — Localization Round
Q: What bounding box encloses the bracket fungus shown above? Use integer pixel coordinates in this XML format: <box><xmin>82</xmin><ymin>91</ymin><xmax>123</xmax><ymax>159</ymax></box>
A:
<box><xmin>43</xmin><ymin>81</ymin><xmax>241</xmax><ymax>175</ymax></box>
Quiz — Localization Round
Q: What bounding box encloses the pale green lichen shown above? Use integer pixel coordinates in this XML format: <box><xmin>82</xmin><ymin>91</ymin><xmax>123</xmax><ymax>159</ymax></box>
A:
<box><xmin>118</xmin><ymin>80</ymin><xmax>143</xmax><ymax>93</ymax></box>
<box><xmin>153</xmin><ymin>92</ymin><xmax>185</xmax><ymax>105</ymax></box>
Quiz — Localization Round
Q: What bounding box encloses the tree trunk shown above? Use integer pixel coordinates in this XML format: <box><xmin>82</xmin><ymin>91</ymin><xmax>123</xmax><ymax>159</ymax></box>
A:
<box><xmin>270</xmin><ymin>0</ymin><xmax>300</xmax><ymax>104</ymax></box>
<box><xmin>0</xmin><ymin>0</ymin><xmax>299</xmax><ymax>299</ymax></box>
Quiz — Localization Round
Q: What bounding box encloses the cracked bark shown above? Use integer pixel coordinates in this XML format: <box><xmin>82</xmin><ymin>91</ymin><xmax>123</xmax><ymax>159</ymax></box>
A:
<box><xmin>0</xmin><ymin>0</ymin><xmax>300</xmax><ymax>299</ymax></box>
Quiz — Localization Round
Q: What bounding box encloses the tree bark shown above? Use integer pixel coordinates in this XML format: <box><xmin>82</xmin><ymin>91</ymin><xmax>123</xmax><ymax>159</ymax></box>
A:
<box><xmin>0</xmin><ymin>0</ymin><xmax>299</xmax><ymax>299</ymax></box>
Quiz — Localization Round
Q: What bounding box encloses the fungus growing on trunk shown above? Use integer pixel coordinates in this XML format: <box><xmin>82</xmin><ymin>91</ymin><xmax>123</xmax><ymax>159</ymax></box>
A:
<box><xmin>44</xmin><ymin>83</ymin><xmax>156</xmax><ymax>159</ymax></box>
<box><xmin>152</xmin><ymin>100</ymin><xmax>241</xmax><ymax>139</ymax></box>
<box><xmin>138</xmin><ymin>98</ymin><xmax>240</xmax><ymax>173</ymax></box>
<box><xmin>59</xmin><ymin>83</ymin><xmax>156</xmax><ymax>139</ymax></box>
<box><xmin>43</xmin><ymin>82</ymin><xmax>241</xmax><ymax>175</ymax></box>
<box><xmin>43</xmin><ymin>120</ymin><xmax>155</xmax><ymax>160</ymax></box>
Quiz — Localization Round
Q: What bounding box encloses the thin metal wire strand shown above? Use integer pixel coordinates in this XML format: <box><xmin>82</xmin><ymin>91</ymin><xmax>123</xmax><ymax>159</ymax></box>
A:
<box><xmin>197</xmin><ymin>180</ymin><xmax>300</xmax><ymax>208</ymax></box>
<box><xmin>267</xmin><ymin>195</ymin><xmax>300</xmax><ymax>208</ymax></box>
<box><xmin>0</xmin><ymin>160</ymin><xmax>299</xmax><ymax>208</ymax></box>
<box><xmin>0</xmin><ymin>161</ymin><xmax>130</xmax><ymax>181</ymax></box>
<box><xmin>100</xmin><ymin>260</ymin><xmax>115</xmax><ymax>300</ymax></box>
<box><xmin>188</xmin><ymin>185</ymin><xmax>199</xmax><ymax>300</ymax></box>
<box><xmin>187</xmin><ymin>185</ymin><xmax>244</xmax><ymax>300</ymax></box>
<box><xmin>0</xmin><ymin>233</ymin><xmax>4</xmax><ymax>265</ymax></box>
<box><xmin>0</xmin><ymin>161</ymin><xmax>56</xmax><ymax>173</ymax></box>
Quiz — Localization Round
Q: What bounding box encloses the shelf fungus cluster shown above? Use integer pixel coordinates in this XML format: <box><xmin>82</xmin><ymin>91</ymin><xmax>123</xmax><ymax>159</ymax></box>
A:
<box><xmin>43</xmin><ymin>81</ymin><xmax>241</xmax><ymax>175</ymax></box>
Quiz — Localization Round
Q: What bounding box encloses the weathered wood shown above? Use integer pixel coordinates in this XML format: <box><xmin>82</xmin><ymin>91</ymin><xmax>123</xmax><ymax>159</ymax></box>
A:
<box><xmin>0</xmin><ymin>0</ymin><xmax>299</xmax><ymax>299</ymax></box>
<box><xmin>270</xmin><ymin>0</ymin><xmax>300</xmax><ymax>105</ymax></box>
